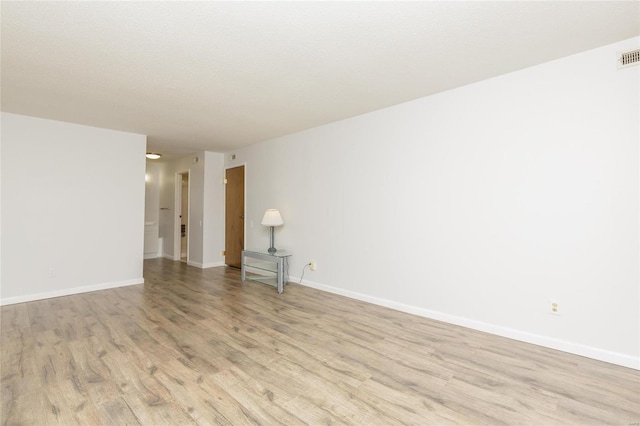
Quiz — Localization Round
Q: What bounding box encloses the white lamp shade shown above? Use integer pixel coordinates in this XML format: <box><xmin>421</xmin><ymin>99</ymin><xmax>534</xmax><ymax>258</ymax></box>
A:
<box><xmin>261</xmin><ymin>209</ymin><xmax>284</xmax><ymax>226</ymax></box>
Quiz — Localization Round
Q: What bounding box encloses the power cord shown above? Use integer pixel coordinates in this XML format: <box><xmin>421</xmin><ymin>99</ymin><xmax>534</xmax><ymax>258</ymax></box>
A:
<box><xmin>284</xmin><ymin>257</ymin><xmax>289</xmax><ymax>283</ymax></box>
<box><xmin>299</xmin><ymin>263</ymin><xmax>310</xmax><ymax>284</ymax></box>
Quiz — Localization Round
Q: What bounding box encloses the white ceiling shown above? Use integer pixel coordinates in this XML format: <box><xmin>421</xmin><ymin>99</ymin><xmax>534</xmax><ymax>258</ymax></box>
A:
<box><xmin>2</xmin><ymin>1</ymin><xmax>639</xmax><ymax>157</ymax></box>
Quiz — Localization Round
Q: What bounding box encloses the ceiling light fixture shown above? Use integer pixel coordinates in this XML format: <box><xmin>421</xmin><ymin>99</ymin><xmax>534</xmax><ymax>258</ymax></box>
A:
<box><xmin>146</xmin><ymin>152</ymin><xmax>162</xmax><ymax>160</ymax></box>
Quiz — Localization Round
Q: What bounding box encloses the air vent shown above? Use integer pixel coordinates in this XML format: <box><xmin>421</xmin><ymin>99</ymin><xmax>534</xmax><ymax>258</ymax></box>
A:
<box><xmin>618</xmin><ymin>48</ymin><xmax>640</xmax><ymax>69</ymax></box>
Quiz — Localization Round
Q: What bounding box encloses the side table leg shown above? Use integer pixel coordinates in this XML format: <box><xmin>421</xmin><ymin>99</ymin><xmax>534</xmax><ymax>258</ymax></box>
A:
<box><xmin>277</xmin><ymin>258</ymin><xmax>283</xmax><ymax>294</ymax></box>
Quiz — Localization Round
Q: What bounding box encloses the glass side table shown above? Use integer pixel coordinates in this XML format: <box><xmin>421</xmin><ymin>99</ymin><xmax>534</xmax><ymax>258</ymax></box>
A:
<box><xmin>241</xmin><ymin>249</ymin><xmax>291</xmax><ymax>294</ymax></box>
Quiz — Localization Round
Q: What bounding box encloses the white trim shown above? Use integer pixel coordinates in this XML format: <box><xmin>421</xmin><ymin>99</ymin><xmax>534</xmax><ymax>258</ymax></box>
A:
<box><xmin>292</xmin><ymin>276</ymin><xmax>640</xmax><ymax>371</ymax></box>
<box><xmin>174</xmin><ymin>173</ymin><xmax>182</xmax><ymax>261</ymax></box>
<box><xmin>174</xmin><ymin>170</ymin><xmax>191</xmax><ymax>262</ymax></box>
<box><xmin>187</xmin><ymin>260</ymin><xmax>225</xmax><ymax>269</ymax></box>
<box><xmin>162</xmin><ymin>253</ymin><xmax>174</xmax><ymax>260</ymax></box>
<box><xmin>143</xmin><ymin>253</ymin><xmax>158</xmax><ymax>259</ymax></box>
<box><xmin>186</xmin><ymin>171</ymin><xmax>191</xmax><ymax>263</ymax></box>
<box><xmin>0</xmin><ymin>278</ymin><xmax>144</xmax><ymax>306</ymax></box>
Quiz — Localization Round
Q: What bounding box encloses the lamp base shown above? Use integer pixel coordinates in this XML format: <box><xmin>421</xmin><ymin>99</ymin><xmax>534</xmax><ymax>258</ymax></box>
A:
<box><xmin>267</xmin><ymin>226</ymin><xmax>277</xmax><ymax>254</ymax></box>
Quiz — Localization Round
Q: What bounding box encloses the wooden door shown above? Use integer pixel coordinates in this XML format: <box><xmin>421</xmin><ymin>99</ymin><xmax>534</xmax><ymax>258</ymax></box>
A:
<box><xmin>225</xmin><ymin>165</ymin><xmax>245</xmax><ymax>268</ymax></box>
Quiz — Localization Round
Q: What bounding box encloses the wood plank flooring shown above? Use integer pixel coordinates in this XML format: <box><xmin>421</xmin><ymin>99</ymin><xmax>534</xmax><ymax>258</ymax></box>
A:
<box><xmin>2</xmin><ymin>258</ymin><xmax>639</xmax><ymax>425</ymax></box>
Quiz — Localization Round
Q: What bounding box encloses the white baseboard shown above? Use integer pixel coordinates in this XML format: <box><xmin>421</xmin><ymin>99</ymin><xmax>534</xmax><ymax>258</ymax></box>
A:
<box><xmin>143</xmin><ymin>253</ymin><xmax>158</xmax><ymax>259</ymax></box>
<box><xmin>0</xmin><ymin>278</ymin><xmax>144</xmax><ymax>306</ymax></box>
<box><xmin>155</xmin><ymin>255</ymin><xmax>222</xmax><ymax>269</ymax></box>
<box><xmin>187</xmin><ymin>260</ymin><xmax>225</xmax><ymax>269</ymax></box>
<box><xmin>292</xmin><ymin>276</ymin><xmax>640</xmax><ymax>371</ymax></box>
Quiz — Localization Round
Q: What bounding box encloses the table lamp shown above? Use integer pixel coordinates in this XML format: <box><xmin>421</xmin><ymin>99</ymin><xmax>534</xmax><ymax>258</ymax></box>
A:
<box><xmin>262</xmin><ymin>209</ymin><xmax>284</xmax><ymax>254</ymax></box>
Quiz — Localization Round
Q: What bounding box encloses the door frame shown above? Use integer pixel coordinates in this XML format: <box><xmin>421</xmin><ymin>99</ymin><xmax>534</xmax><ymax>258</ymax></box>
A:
<box><xmin>174</xmin><ymin>170</ymin><xmax>190</xmax><ymax>262</ymax></box>
<box><xmin>224</xmin><ymin>163</ymin><xmax>247</xmax><ymax>265</ymax></box>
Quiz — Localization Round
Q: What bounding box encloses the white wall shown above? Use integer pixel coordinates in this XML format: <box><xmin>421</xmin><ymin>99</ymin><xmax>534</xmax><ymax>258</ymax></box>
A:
<box><xmin>144</xmin><ymin>161</ymin><xmax>161</xmax><ymax>257</ymax></box>
<box><xmin>145</xmin><ymin>161</ymin><xmax>161</xmax><ymax>225</ymax></box>
<box><xmin>158</xmin><ymin>151</ymin><xmax>225</xmax><ymax>268</ymax></box>
<box><xmin>225</xmin><ymin>37</ymin><xmax>640</xmax><ymax>369</ymax></box>
<box><xmin>1</xmin><ymin>113</ymin><xmax>147</xmax><ymax>304</ymax></box>
<box><xmin>203</xmin><ymin>151</ymin><xmax>226</xmax><ymax>267</ymax></box>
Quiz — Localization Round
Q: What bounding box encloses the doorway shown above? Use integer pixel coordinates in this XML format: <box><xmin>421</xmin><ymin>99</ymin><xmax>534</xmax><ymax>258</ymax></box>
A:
<box><xmin>175</xmin><ymin>171</ymin><xmax>189</xmax><ymax>262</ymax></box>
<box><xmin>225</xmin><ymin>165</ymin><xmax>245</xmax><ymax>268</ymax></box>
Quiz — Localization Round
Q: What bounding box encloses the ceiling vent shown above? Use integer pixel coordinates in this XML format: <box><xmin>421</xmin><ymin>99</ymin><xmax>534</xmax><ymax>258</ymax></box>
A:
<box><xmin>617</xmin><ymin>48</ymin><xmax>640</xmax><ymax>69</ymax></box>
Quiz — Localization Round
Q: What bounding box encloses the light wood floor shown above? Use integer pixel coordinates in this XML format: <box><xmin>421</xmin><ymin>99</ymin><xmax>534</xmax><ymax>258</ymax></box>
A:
<box><xmin>2</xmin><ymin>258</ymin><xmax>639</xmax><ymax>425</ymax></box>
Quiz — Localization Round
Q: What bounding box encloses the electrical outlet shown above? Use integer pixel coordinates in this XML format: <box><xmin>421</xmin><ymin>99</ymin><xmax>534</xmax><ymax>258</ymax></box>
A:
<box><xmin>309</xmin><ymin>260</ymin><xmax>316</xmax><ymax>271</ymax></box>
<box><xmin>550</xmin><ymin>299</ymin><xmax>560</xmax><ymax>315</ymax></box>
